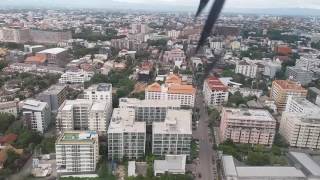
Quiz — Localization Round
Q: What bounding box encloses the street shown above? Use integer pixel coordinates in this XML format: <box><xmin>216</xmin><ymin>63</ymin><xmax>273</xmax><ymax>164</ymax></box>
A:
<box><xmin>193</xmin><ymin>91</ymin><xmax>217</xmax><ymax>180</ymax></box>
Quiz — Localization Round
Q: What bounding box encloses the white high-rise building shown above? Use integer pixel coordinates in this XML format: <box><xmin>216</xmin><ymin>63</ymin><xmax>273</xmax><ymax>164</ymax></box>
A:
<box><xmin>119</xmin><ymin>98</ymin><xmax>181</xmax><ymax>125</ymax></box>
<box><xmin>152</xmin><ymin>110</ymin><xmax>192</xmax><ymax>157</ymax></box>
<box><xmin>84</xmin><ymin>83</ymin><xmax>113</xmax><ymax>105</ymax></box>
<box><xmin>59</xmin><ymin>70</ymin><xmax>93</xmax><ymax>84</ymax></box>
<box><xmin>235</xmin><ymin>60</ymin><xmax>264</xmax><ymax>78</ymax></box>
<box><xmin>280</xmin><ymin>112</ymin><xmax>320</xmax><ymax>149</ymax></box>
<box><xmin>56</xmin><ymin>131</ymin><xmax>99</xmax><ymax>174</ymax></box>
<box><xmin>22</xmin><ymin>99</ymin><xmax>51</xmax><ymax>134</ymax></box>
<box><xmin>56</xmin><ymin>100</ymin><xmax>111</xmax><ymax>135</ymax></box>
<box><xmin>285</xmin><ymin>96</ymin><xmax>320</xmax><ymax>115</ymax></box>
<box><xmin>107</xmin><ymin>108</ymin><xmax>146</xmax><ymax>160</ymax></box>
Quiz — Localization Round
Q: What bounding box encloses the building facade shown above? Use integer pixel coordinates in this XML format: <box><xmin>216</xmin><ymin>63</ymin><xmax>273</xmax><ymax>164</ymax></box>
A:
<box><xmin>0</xmin><ymin>100</ymin><xmax>19</xmax><ymax>117</ymax></box>
<box><xmin>203</xmin><ymin>76</ymin><xmax>229</xmax><ymax>106</ymax></box>
<box><xmin>119</xmin><ymin>98</ymin><xmax>181</xmax><ymax>125</ymax></box>
<box><xmin>56</xmin><ymin>131</ymin><xmax>99</xmax><ymax>174</ymax></box>
<box><xmin>152</xmin><ymin>110</ymin><xmax>192</xmax><ymax>157</ymax></box>
<box><xmin>22</xmin><ymin>99</ymin><xmax>51</xmax><ymax>134</ymax></box>
<box><xmin>37</xmin><ymin>84</ymin><xmax>68</xmax><ymax>112</ymax></box>
<box><xmin>83</xmin><ymin>83</ymin><xmax>112</xmax><ymax>105</ymax></box>
<box><xmin>56</xmin><ymin>100</ymin><xmax>111</xmax><ymax>135</ymax></box>
<box><xmin>280</xmin><ymin>112</ymin><xmax>320</xmax><ymax>149</ymax></box>
<box><xmin>270</xmin><ymin>80</ymin><xmax>307</xmax><ymax>112</ymax></box>
<box><xmin>59</xmin><ymin>70</ymin><xmax>93</xmax><ymax>84</ymax></box>
<box><xmin>220</xmin><ymin>108</ymin><xmax>276</xmax><ymax>146</ymax></box>
<box><xmin>286</xmin><ymin>67</ymin><xmax>313</xmax><ymax>86</ymax></box>
<box><xmin>107</xmin><ymin>108</ymin><xmax>146</xmax><ymax>160</ymax></box>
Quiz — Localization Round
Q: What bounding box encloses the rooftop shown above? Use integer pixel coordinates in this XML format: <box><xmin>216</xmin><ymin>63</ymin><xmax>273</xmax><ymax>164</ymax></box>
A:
<box><xmin>87</xmin><ymin>83</ymin><xmax>112</xmax><ymax>92</ymax></box>
<box><xmin>41</xmin><ymin>84</ymin><xmax>67</xmax><ymax>95</ymax></box>
<box><xmin>154</xmin><ymin>155</ymin><xmax>186</xmax><ymax>174</ymax></box>
<box><xmin>223</xmin><ymin>108</ymin><xmax>276</xmax><ymax>122</ymax></box>
<box><xmin>153</xmin><ymin>110</ymin><xmax>192</xmax><ymax>134</ymax></box>
<box><xmin>222</xmin><ymin>155</ymin><xmax>306</xmax><ymax>178</ymax></box>
<box><xmin>273</xmin><ymin>80</ymin><xmax>307</xmax><ymax>92</ymax></box>
<box><xmin>23</xmin><ymin>99</ymin><xmax>48</xmax><ymax>111</ymax></box>
<box><xmin>289</xmin><ymin>152</ymin><xmax>320</xmax><ymax>177</ymax></box>
<box><xmin>119</xmin><ymin>98</ymin><xmax>181</xmax><ymax>108</ymax></box>
<box><xmin>108</xmin><ymin>108</ymin><xmax>146</xmax><ymax>134</ymax></box>
<box><xmin>56</xmin><ymin>131</ymin><xmax>98</xmax><ymax>145</ymax></box>
<box><xmin>206</xmin><ymin>76</ymin><xmax>228</xmax><ymax>92</ymax></box>
<box><xmin>38</xmin><ymin>48</ymin><xmax>66</xmax><ymax>55</ymax></box>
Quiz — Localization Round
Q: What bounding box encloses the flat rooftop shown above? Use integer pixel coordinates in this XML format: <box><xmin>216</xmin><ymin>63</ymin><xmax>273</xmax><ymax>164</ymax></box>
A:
<box><xmin>108</xmin><ymin>108</ymin><xmax>146</xmax><ymax>134</ymax></box>
<box><xmin>289</xmin><ymin>152</ymin><xmax>320</xmax><ymax>177</ymax></box>
<box><xmin>223</xmin><ymin>108</ymin><xmax>276</xmax><ymax>122</ymax></box>
<box><xmin>119</xmin><ymin>98</ymin><xmax>181</xmax><ymax>108</ymax></box>
<box><xmin>87</xmin><ymin>83</ymin><xmax>112</xmax><ymax>92</ymax></box>
<box><xmin>56</xmin><ymin>131</ymin><xmax>98</xmax><ymax>144</ymax></box>
<box><xmin>38</xmin><ymin>48</ymin><xmax>66</xmax><ymax>55</ymax></box>
<box><xmin>222</xmin><ymin>155</ymin><xmax>306</xmax><ymax>178</ymax></box>
<box><xmin>153</xmin><ymin>110</ymin><xmax>192</xmax><ymax>135</ymax></box>
<box><xmin>23</xmin><ymin>99</ymin><xmax>47</xmax><ymax>111</ymax></box>
<box><xmin>41</xmin><ymin>84</ymin><xmax>67</xmax><ymax>95</ymax></box>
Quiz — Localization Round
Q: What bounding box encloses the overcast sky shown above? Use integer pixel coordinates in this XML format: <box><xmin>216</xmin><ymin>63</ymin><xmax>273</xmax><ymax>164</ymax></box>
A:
<box><xmin>2</xmin><ymin>0</ymin><xmax>320</xmax><ymax>10</ymax></box>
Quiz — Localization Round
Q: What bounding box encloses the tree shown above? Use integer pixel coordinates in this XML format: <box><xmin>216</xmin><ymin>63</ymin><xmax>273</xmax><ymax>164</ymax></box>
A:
<box><xmin>246</xmin><ymin>151</ymin><xmax>270</xmax><ymax>166</ymax></box>
<box><xmin>4</xmin><ymin>149</ymin><xmax>20</xmax><ymax>170</ymax></box>
<box><xmin>0</xmin><ymin>113</ymin><xmax>15</xmax><ymax>134</ymax></box>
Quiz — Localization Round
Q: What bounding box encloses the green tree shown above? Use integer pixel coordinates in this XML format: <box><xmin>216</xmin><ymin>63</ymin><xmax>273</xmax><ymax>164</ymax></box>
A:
<box><xmin>0</xmin><ymin>113</ymin><xmax>15</xmax><ymax>134</ymax></box>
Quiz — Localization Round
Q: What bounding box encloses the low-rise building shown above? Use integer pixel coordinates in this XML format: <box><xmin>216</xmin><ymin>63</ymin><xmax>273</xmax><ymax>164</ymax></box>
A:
<box><xmin>37</xmin><ymin>48</ymin><xmax>67</xmax><ymax>66</ymax></box>
<box><xmin>154</xmin><ymin>155</ymin><xmax>186</xmax><ymax>176</ymax></box>
<box><xmin>221</xmin><ymin>155</ymin><xmax>306</xmax><ymax>180</ymax></box>
<box><xmin>152</xmin><ymin>110</ymin><xmax>192</xmax><ymax>157</ymax></box>
<box><xmin>22</xmin><ymin>99</ymin><xmax>51</xmax><ymax>134</ymax></box>
<box><xmin>307</xmin><ymin>87</ymin><xmax>320</xmax><ymax>106</ymax></box>
<box><xmin>203</xmin><ymin>76</ymin><xmax>229</xmax><ymax>106</ymax></box>
<box><xmin>56</xmin><ymin>131</ymin><xmax>99</xmax><ymax>175</ymax></box>
<box><xmin>220</xmin><ymin>108</ymin><xmax>276</xmax><ymax>146</ymax></box>
<box><xmin>107</xmin><ymin>108</ymin><xmax>146</xmax><ymax>160</ymax></box>
<box><xmin>0</xmin><ymin>100</ymin><xmax>19</xmax><ymax>117</ymax></box>
<box><xmin>119</xmin><ymin>98</ymin><xmax>181</xmax><ymax>125</ymax></box>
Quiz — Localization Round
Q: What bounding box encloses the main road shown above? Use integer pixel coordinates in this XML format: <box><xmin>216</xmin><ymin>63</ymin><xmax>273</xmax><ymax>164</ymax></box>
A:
<box><xmin>193</xmin><ymin>90</ymin><xmax>217</xmax><ymax>180</ymax></box>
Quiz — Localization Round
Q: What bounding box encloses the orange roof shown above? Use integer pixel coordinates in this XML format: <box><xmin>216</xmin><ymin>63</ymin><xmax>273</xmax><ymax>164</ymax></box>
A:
<box><xmin>206</xmin><ymin>76</ymin><xmax>228</xmax><ymax>92</ymax></box>
<box><xmin>25</xmin><ymin>54</ymin><xmax>47</xmax><ymax>64</ymax></box>
<box><xmin>146</xmin><ymin>83</ymin><xmax>161</xmax><ymax>92</ymax></box>
<box><xmin>273</xmin><ymin>80</ymin><xmax>307</xmax><ymax>91</ymax></box>
<box><xmin>276</xmin><ymin>46</ymin><xmax>292</xmax><ymax>56</ymax></box>
<box><xmin>168</xmin><ymin>84</ymin><xmax>196</xmax><ymax>95</ymax></box>
<box><xmin>165</xmin><ymin>74</ymin><xmax>182</xmax><ymax>85</ymax></box>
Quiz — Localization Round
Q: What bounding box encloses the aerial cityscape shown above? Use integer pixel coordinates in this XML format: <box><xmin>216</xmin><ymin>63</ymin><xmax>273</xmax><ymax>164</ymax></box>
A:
<box><xmin>1</xmin><ymin>0</ymin><xmax>320</xmax><ymax>180</ymax></box>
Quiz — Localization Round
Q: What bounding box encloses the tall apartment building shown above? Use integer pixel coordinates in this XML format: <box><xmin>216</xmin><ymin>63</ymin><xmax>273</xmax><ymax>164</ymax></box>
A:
<box><xmin>111</xmin><ymin>38</ymin><xmax>130</xmax><ymax>50</ymax></box>
<box><xmin>235</xmin><ymin>60</ymin><xmax>259</xmax><ymax>78</ymax></box>
<box><xmin>296</xmin><ymin>56</ymin><xmax>320</xmax><ymax>72</ymax></box>
<box><xmin>37</xmin><ymin>48</ymin><xmax>67</xmax><ymax>66</ymax></box>
<box><xmin>280</xmin><ymin>112</ymin><xmax>320</xmax><ymax>149</ymax></box>
<box><xmin>286</xmin><ymin>67</ymin><xmax>313</xmax><ymax>86</ymax></box>
<box><xmin>83</xmin><ymin>83</ymin><xmax>112</xmax><ymax>105</ymax></box>
<box><xmin>270</xmin><ymin>80</ymin><xmax>307</xmax><ymax>112</ymax></box>
<box><xmin>56</xmin><ymin>100</ymin><xmax>111</xmax><ymax>135</ymax></box>
<box><xmin>145</xmin><ymin>74</ymin><xmax>196</xmax><ymax>107</ymax></box>
<box><xmin>285</xmin><ymin>96</ymin><xmax>320</xmax><ymax>115</ymax></box>
<box><xmin>307</xmin><ymin>87</ymin><xmax>320</xmax><ymax>106</ymax></box>
<box><xmin>107</xmin><ymin>108</ymin><xmax>146</xmax><ymax>160</ymax></box>
<box><xmin>56</xmin><ymin>131</ymin><xmax>99</xmax><ymax>174</ymax></box>
<box><xmin>152</xmin><ymin>110</ymin><xmax>192</xmax><ymax>156</ymax></box>
<box><xmin>203</xmin><ymin>76</ymin><xmax>229</xmax><ymax>106</ymax></box>
<box><xmin>0</xmin><ymin>28</ymin><xmax>30</xmax><ymax>43</ymax></box>
<box><xmin>37</xmin><ymin>84</ymin><xmax>68</xmax><ymax>112</ymax></box>
<box><xmin>59</xmin><ymin>70</ymin><xmax>93</xmax><ymax>84</ymax></box>
<box><xmin>0</xmin><ymin>100</ymin><xmax>19</xmax><ymax>117</ymax></box>
<box><xmin>22</xmin><ymin>99</ymin><xmax>51</xmax><ymax>134</ymax></box>
<box><xmin>220</xmin><ymin>108</ymin><xmax>276</xmax><ymax>146</ymax></box>
<box><xmin>119</xmin><ymin>98</ymin><xmax>181</xmax><ymax>125</ymax></box>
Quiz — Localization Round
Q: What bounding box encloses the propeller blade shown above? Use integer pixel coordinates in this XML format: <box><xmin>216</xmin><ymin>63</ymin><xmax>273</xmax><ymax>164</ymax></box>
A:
<box><xmin>196</xmin><ymin>0</ymin><xmax>226</xmax><ymax>52</ymax></box>
<box><xmin>196</xmin><ymin>0</ymin><xmax>210</xmax><ymax>17</ymax></box>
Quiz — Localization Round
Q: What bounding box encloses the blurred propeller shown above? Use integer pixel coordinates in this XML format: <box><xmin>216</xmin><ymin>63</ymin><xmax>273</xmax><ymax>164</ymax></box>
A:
<box><xmin>196</xmin><ymin>0</ymin><xmax>210</xmax><ymax>17</ymax></box>
<box><xmin>196</xmin><ymin>0</ymin><xmax>226</xmax><ymax>52</ymax></box>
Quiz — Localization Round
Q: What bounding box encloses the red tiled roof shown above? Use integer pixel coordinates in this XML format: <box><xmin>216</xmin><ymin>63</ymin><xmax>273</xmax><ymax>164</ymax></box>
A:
<box><xmin>0</xmin><ymin>134</ymin><xmax>17</xmax><ymax>144</ymax></box>
<box><xmin>206</xmin><ymin>76</ymin><xmax>228</xmax><ymax>92</ymax></box>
